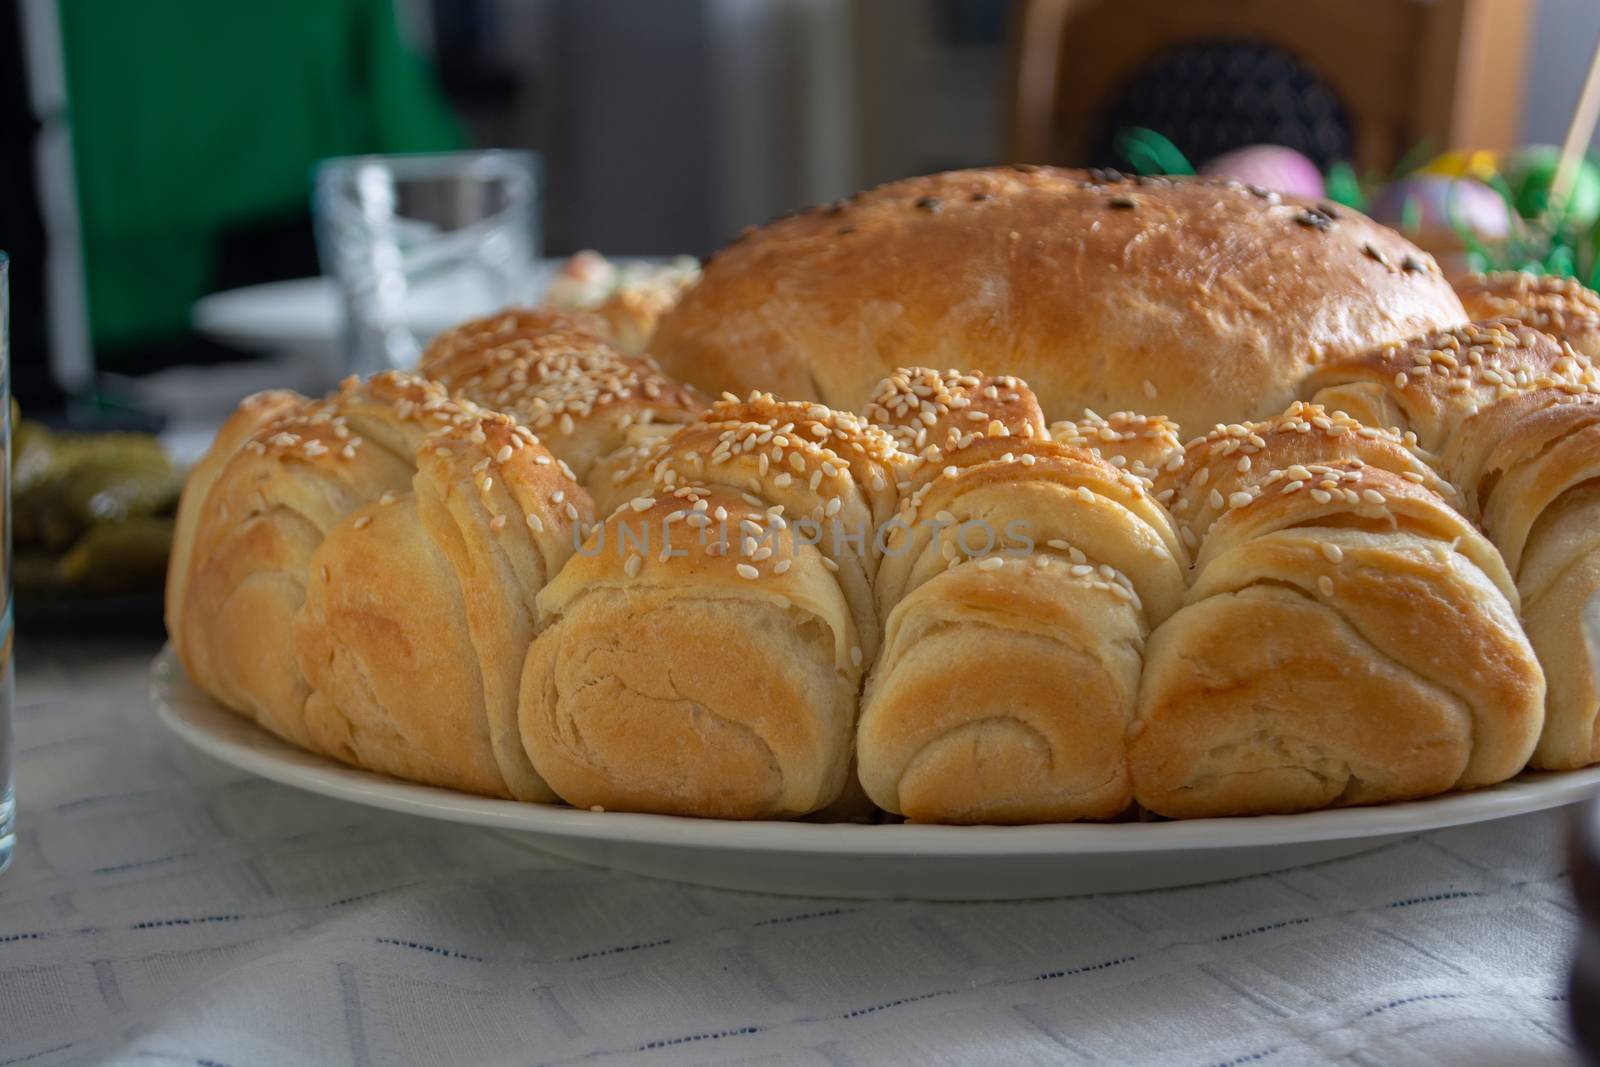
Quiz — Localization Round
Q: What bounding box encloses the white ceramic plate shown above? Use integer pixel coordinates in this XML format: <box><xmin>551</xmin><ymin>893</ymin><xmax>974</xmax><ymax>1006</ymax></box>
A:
<box><xmin>190</xmin><ymin>257</ymin><xmax>667</xmax><ymax>359</ymax></box>
<box><xmin>151</xmin><ymin>646</ymin><xmax>1600</xmax><ymax>900</ymax></box>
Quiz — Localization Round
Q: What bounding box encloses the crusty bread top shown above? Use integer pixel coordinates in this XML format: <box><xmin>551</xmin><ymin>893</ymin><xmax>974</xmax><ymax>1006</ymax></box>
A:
<box><xmin>651</xmin><ymin>167</ymin><xmax>1467</xmax><ymax>434</ymax></box>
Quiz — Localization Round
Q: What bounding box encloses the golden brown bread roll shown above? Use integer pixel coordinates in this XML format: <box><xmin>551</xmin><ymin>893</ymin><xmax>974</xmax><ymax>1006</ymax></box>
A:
<box><xmin>521</xmin><ymin>484</ymin><xmax>863</xmax><ymax>818</ymax></box>
<box><xmin>1456</xmin><ymin>272</ymin><xmax>1600</xmax><ymax>358</ymax></box>
<box><xmin>423</xmin><ymin>307</ymin><xmax>613</xmax><ymax>353</ymax></box>
<box><xmin>1306</xmin><ymin>325</ymin><xmax>1600</xmax><ymax>768</ymax></box>
<box><xmin>166</xmin><ymin>388</ymin><xmax>302</xmax><ymax>654</ymax></box>
<box><xmin>418</xmin><ymin>311</ymin><xmax>706</xmax><ymax>488</ymax></box>
<box><xmin>601</xmin><ymin>392</ymin><xmax>901</xmax><ymax>667</ymax></box>
<box><xmin>651</xmin><ymin>167</ymin><xmax>1467</xmax><ymax>432</ymax></box>
<box><xmin>172</xmin><ymin>372</ymin><xmax>591</xmax><ymax>799</ymax></box>
<box><xmin>1049</xmin><ymin>410</ymin><xmax>1184</xmax><ymax>487</ymax></box>
<box><xmin>863</xmin><ymin>368</ymin><xmax>1047</xmax><ymax>466</ymax></box>
<box><xmin>1132</xmin><ymin>404</ymin><xmax>1544</xmax><ymax>817</ymax></box>
<box><xmin>858</xmin><ymin>372</ymin><xmax>1187</xmax><ymax>823</ymax></box>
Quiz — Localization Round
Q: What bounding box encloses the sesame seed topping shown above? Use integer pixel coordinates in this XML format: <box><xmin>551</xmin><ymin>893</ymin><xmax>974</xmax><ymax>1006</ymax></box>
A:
<box><xmin>352</xmin><ymin>515</ymin><xmax>372</xmax><ymax>530</ymax></box>
<box><xmin>1317</xmin><ymin>575</ymin><xmax>1335</xmax><ymax>596</ymax></box>
<box><xmin>977</xmin><ymin>556</ymin><xmax>1005</xmax><ymax>571</ymax></box>
<box><xmin>736</xmin><ymin>563</ymin><xmax>759</xmax><ymax>579</ymax></box>
<box><xmin>1320</xmin><ymin>542</ymin><xmax>1343</xmax><ymax>563</ymax></box>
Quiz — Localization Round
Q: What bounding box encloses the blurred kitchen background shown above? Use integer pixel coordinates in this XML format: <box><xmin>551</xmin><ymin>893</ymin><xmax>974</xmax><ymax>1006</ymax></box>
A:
<box><xmin>5</xmin><ymin>0</ymin><xmax>1600</xmax><ymax>618</ymax></box>
<box><xmin>8</xmin><ymin>0</ymin><xmax>1600</xmax><ymax>409</ymax></box>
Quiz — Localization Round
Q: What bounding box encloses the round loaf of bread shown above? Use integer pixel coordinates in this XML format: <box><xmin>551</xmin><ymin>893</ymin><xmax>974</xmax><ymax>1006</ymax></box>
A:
<box><xmin>650</xmin><ymin>167</ymin><xmax>1468</xmax><ymax>433</ymax></box>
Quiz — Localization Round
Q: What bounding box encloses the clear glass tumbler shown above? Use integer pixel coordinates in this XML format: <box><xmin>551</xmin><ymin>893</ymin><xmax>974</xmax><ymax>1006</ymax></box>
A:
<box><xmin>313</xmin><ymin>150</ymin><xmax>540</xmax><ymax>378</ymax></box>
<box><xmin>0</xmin><ymin>252</ymin><xmax>14</xmax><ymax>875</ymax></box>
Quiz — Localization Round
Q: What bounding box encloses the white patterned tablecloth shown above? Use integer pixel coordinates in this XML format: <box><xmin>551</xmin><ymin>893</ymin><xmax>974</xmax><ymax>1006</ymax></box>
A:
<box><xmin>0</xmin><ymin>639</ymin><xmax>1588</xmax><ymax>1066</ymax></box>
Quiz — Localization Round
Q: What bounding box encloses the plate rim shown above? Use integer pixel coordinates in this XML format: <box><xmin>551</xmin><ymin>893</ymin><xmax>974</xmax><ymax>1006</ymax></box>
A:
<box><xmin>150</xmin><ymin>645</ymin><xmax>1600</xmax><ymax>857</ymax></box>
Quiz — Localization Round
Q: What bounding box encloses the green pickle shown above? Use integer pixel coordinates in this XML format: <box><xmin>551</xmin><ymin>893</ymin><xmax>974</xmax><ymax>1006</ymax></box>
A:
<box><xmin>56</xmin><ymin>517</ymin><xmax>176</xmax><ymax>595</ymax></box>
<box><xmin>11</xmin><ymin>413</ymin><xmax>182</xmax><ymax>598</ymax></box>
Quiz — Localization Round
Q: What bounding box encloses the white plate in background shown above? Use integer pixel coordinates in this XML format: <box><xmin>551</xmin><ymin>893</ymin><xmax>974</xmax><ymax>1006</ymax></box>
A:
<box><xmin>151</xmin><ymin>645</ymin><xmax>1600</xmax><ymax>901</ymax></box>
<box><xmin>190</xmin><ymin>260</ymin><xmax>566</xmax><ymax>359</ymax></box>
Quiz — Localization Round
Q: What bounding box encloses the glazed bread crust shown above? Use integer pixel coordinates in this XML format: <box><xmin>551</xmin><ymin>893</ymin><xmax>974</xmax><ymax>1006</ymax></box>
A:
<box><xmin>652</xmin><ymin>168</ymin><xmax>1466</xmax><ymax>432</ymax></box>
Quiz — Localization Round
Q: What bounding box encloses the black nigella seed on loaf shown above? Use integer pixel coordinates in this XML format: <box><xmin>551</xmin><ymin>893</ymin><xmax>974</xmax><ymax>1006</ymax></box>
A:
<box><xmin>1108</xmin><ymin>196</ymin><xmax>1137</xmax><ymax>210</ymax></box>
<box><xmin>914</xmin><ymin>195</ymin><xmax>943</xmax><ymax>214</ymax></box>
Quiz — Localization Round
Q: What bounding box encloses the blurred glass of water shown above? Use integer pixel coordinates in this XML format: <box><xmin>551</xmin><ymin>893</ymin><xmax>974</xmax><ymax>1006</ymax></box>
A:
<box><xmin>314</xmin><ymin>151</ymin><xmax>540</xmax><ymax>377</ymax></box>
<box><xmin>0</xmin><ymin>253</ymin><xmax>14</xmax><ymax>875</ymax></box>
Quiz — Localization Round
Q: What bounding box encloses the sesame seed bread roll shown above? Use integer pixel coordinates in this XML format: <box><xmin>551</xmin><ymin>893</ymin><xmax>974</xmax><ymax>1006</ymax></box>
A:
<box><xmin>863</xmin><ymin>368</ymin><xmax>1048</xmax><ymax>473</ymax></box>
<box><xmin>1301</xmin><ymin>320</ymin><xmax>1594</xmax><ymax>477</ymax></box>
<box><xmin>295</xmin><ymin>411</ymin><xmax>589</xmax><ymax>798</ymax></box>
<box><xmin>874</xmin><ymin>434</ymin><xmax>1187</xmax><ymax>621</ymax></box>
<box><xmin>857</xmin><ymin>427</ymin><xmax>1187</xmax><ymax>823</ymax></box>
<box><xmin>1049</xmin><ymin>410</ymin><xmax>1183</xmax><ymax>487</ymax></box>
<box><xmin>651</xmin><ymin>167</ymin><xmax>1466</xmax><ymax>433</ymax></box>
<box><xmin>1451</xmin><ymin>392</ymin><xmax>1600</xmax><ymax>768</ymax></box>
<box><xmin>602</xmin><ymin>394</ymin><xmax>902</xmax><ymax>666</ymax></box>
<box><xmin>1158</xmin><ymin>402</ymin><xmax>1469</xmax><ymax>564</ymax></box>
<box><xmin>170</xmin><ymin>372</ymin><xmax>590</xmax><ymax>799</ymax></box>
<box><xmin>1456</xmin><ymin>272</ymin><xmax>1600</xmax><ymax>358</ymax></box>
<box><xmin>166</xmin><ymin>388</ymin><xmax>303</xmax><ymax>671</ymax></box>
<box><xmin>418</xmin><ymin>311</ymin><xmax>706</xmax><ymax>487</ymax></box>
<box><xmin>1305</xmin><ymin>324</ymin><xmax>1600</xmax><ymax>768</ymax></box>
<box><xmin>1132</xmin><ymin>408</ymin><xmax>1544</xmax><ymax>818</ymax></box>
<box><xmin>174</xmin><ymin>376</ymin><xmax>435</xmax><ymax>748</ymax></box>
<box><xmin>423</xmin><ymin>307</ymin><xmax>614</xmax><ymax>358</ymax></box>
<box><xmin>521</xmin><ymin>486</ymin><xmax>862</xmax><ymax>818</ymax></box>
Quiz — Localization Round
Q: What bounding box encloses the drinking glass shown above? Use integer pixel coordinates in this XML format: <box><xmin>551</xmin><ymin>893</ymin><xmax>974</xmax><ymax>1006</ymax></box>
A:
<box><xmin>313</xmin><ymin>151</ymin><xmax>540</xmax><ymax>377</ymax></box>
<box><xmin>0</xmin><ymin>253</ymin><xmax>14</xmax><ymax>875</ymax></box>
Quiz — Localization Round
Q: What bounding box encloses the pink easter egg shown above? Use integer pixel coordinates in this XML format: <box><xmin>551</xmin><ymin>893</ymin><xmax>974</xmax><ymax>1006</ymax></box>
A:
<box><xmin>1200</xmin><ymin>145</ymin><xmax>1325</xmax><ymax>199</ymax></box>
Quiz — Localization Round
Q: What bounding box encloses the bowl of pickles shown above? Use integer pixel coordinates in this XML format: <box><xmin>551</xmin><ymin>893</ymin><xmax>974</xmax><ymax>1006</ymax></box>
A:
<box><xmin>12</xmin><ymin>403</ymin><xmax>182</xmax><ymax>629</ymax></box>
